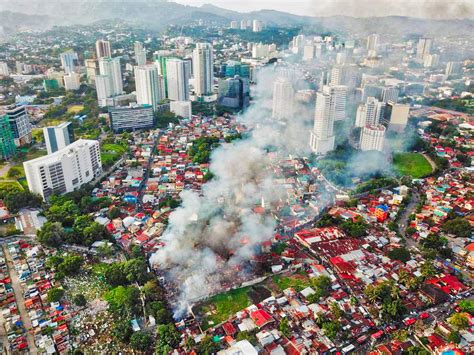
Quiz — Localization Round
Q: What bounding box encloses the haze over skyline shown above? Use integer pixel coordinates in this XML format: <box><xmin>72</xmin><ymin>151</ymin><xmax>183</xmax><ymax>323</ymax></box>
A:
<box><xmin>174</xmin><ymin>0</ymin><xmax>474</xmax><ymax>19</ymax></box>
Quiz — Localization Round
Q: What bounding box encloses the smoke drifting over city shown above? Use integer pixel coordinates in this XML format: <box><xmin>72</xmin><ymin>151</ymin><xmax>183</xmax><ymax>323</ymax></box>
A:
<box><xmin>150</xmin><ymin>67</ymin><xmax>312</xmax><ymax>316</ymax></box>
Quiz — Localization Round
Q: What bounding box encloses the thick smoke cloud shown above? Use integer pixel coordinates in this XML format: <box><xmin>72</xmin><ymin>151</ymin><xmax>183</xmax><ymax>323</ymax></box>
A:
<box><xmin>150</xmin><ymin>66</ymin><xmax>312</xmax><ymax>317</ymax></box>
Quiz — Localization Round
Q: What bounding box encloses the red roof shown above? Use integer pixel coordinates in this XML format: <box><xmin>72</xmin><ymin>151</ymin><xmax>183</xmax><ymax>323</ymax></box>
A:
<box><xmin>250</xmin><ymin>309</ymin><xmax>274</xmax><ymax>327</ymax></box>
<box><xmin>222</xmin><ymin>322</ymin><xmax>236</xmax><ymax>336</ymax></box>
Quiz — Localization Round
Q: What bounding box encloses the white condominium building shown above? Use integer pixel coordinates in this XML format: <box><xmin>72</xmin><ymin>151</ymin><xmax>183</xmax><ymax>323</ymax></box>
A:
<box><xmin>166</xmin><ymin>58</ymin><xmax>190</xmax><ymax>101</ymax></box>
<box><xmin>24</xmin><ymin>139</ymin><xmax>102</xmax><ymax>200</ymax></box>
<box><xmin>355</xmin><ymin>97</ymin><xmax>386</xmax><ymax>127</ymax></box>
<box><xmin>192</xmin><ymin>43</ymin><xmax>214</xmax><ymax>96</ymax></box>
<box><xmin>360</xmin><ymin>124</ymin><xmax>386</xmax><ymax>152</ymax></box>
<box><xmin>309</xmin><ymin>92</ymin><xmax>336</xmax><ymax>155</ymax></box>
<box><xmin>272</xmin><ymin>77</ymin><xmax>294</xmax><ymax>120</ymax></box>
<box><xmin>135</xmin><ymin>65</ymin><xmax>165</xmax><ymax>111</ymax></box>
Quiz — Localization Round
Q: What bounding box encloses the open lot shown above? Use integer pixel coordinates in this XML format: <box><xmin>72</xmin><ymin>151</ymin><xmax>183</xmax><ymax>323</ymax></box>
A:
<box><xmin>67</xmin><ymin>105</ymin><xmax>85</xmax><ymax>114</ymax></box>
<box><xmin>393</xmin><ymin>153</ymin><xmax>433</xmax><ymax>178</ymax></box>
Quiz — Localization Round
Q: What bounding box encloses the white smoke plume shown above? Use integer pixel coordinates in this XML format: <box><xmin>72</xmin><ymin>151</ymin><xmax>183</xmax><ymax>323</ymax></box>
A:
<box><xmin>150</xmin><ymin>66</ymin><xmax>313</xmax><ymax>317</ymax></box>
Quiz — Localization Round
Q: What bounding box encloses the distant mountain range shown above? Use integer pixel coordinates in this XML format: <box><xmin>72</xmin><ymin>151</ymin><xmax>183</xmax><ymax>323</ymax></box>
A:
<box><xmin>1</xmin><ymin>0</ymin><xmax>472</xmax><ymax>38</ymax></box>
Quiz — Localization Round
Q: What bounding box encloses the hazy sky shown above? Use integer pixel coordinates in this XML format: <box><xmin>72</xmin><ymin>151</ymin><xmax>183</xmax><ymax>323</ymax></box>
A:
<box><xmin>173</xmin><ymin>0</ymin><xmax>474</xmax><ymax>19</ymax></box>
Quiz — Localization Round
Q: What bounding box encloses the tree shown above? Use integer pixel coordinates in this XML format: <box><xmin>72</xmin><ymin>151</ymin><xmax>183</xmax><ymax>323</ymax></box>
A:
<box><xmin>57</xmin><ymin>255</ymin><xmax>84</xmax><ymax>276</ymax></box>
<box><xmin>448</xmin><ymin>331</ymin><xmax>461</xmax><ymax>344</ymax></box>
<box><xmin>340</xmin><ymin>217</ymin><xmax>368</xmax><ymax>237</ymax></box>
<box><xmin>4</xmin><ymin>191</ymin><xmax>42</xmax><ymax>213</ymax></box>
<box><xmin>420</xmin><ymin>262</ymin><xmax>436</xmax><ymax>279</ymax></box>
<box><xmin>330</xmin><ymin>302</ymin><xmax>343</xmax><ymax>320</ymax></box>
<box><xmin>458</xmin><ymin>299</ymin><xmax>474</xmax><ymax>315</ymax></box>
<box><xmin>73</xmin><ymin>294</ymin><xmax>87</xmax><ymax>307</ymax></box>
<box><xmin>156</xmin><ymin>323</ymin><xmax>181</xmax><ymax>353</ymax></box>
<box><xmin>148</xmin><ymin>301</ymin><xmax>172</xmax><ymax>325</ymax></box>
<box><xmin>388</xmin><ymin>247</ymin><xmax>411</xmax><ymax>262</ymax></box>
<box><xmin>142</xmin><ymin>280</ymin><xmax>164</xmax><ymax>302</ymax></box>
<box><xmin>130</xmin><ymin>331</ymin><xmax>153</xmax><ymax>351</ymax></box>
<box><xmin>111</xmin><ymin>319</ymin><xmax>133</xmax><ymax>343</ymax></box>
<box><xmin>442</xmin><ymin>218</ymin><xmax>472</xmax><ymax>238</ymax></box>
<box><xmin>108</xmin><ymin>206</ymin><xmax>121</xmax><ymax>219</ymax></box>
<box><xmin>123</xmin><ymin>258</ymin><xmax>150</xmax><ymax>285</ymax></box>
<box><xmin>196</xmin><ymin>336</ymin><xmax>220</xmax><ymax>355</ymax></box>
<box><xmin>235</xmin><ymin>331</ymin><xmax>257</xmax><ymax>345</ymax></box>
<box><xmin>37</xmin><ymin>222</ymin><xmax>65</xmax><ymax>247</ymax></box>
<box><xmin>104</xmin><ymin>286</ymin><xmax>141</xmax><ymax>316</ymax></box>
<box><xmin>448</xmin><ymin>313</ymin><xmax>469</xmax><ymax>330</ymax></box>
<box><xmin>45</xmin><ymin>200</ymin><xmax>80</xmax><ymax>227</ymax></box>
<box><xmin>47</xmin><ymin>288</ymin><xmax>65</xmax><ymax>303</ymax></box>
<box><xmin>279</xmin><ymin>317</ymin><xmax>291</xmax><ymax>337</ymax></box>
<box><xmin>322</xmin><ymin>320</ymin><xmax>341</xmax><ymax>340</ymax></box>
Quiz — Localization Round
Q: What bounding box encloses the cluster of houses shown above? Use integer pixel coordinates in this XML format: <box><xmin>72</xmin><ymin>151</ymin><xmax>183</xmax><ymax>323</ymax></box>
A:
<box><xmin>6</xmin><ymin>241</ymin><xmax>73</xmax><ymax>353</ymax></box>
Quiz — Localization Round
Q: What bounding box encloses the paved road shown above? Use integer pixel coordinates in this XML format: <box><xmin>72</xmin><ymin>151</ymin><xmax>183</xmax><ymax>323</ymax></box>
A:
<box><xmin>0</xmin><ymin>162</ymin><xmax>11</xmax><ymax>178</ymax></box>
<box><xmin>3</xmin><ymin>245</ymin><xmax>37</xmax><ymax>354</ymax></box>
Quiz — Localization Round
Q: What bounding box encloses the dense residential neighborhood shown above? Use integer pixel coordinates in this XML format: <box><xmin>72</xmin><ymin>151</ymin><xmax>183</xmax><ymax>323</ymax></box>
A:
<box><xmin>0</xmin><ymin>1</ymin><xmax>472</xmax><ymax>353</ymax></box>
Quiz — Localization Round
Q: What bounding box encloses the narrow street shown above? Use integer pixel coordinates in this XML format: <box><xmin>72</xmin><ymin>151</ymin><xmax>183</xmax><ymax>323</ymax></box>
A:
<box><xmin>2</xmin><ymin>245</ymin><xmax>37</xmax><ymax>354</ymax></box>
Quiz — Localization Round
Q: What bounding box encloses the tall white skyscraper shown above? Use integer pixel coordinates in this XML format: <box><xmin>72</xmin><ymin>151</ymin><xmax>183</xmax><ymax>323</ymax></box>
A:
<box><xmin>309</xmin><ymin>92</ymin><xmax>336</xmax><ymax>155</ymax></box>
<box><xmin>252</xmin><ymin>20</ymin><xmax>263</xmax><ymax>32</ymax></box>
<box><xmin>96</xmin><ymin>39</ymin><xmax>112</xmax><ymax>59</ymax></box>
<box><xmin>416</xmin><ymin>38</ymin><xmax>432</xmax><ymax>61</ymax></box>
<box><xmin>43</xmin><ymin>122</ymin><xmax>75</xmax><ymax>154</ymax></box>
<box><xmin>98</xmin><ymin>57</ymin><xmax>123</xmax><ymax>96</ymax></box>
<box><xmin>360</xmin><ymin>124</ymin><xmax>386</xmax><ymax>152</ymax></box>
<box><xmin>445</xmin><ymin>62</ymin><xmax>462</xmax><ymax>78</ymax></box>
<box><xmin>63</xmin><ymin>72</ymin><xmax>81</xmax><ymax>91</ymax></box>
<box><xmin>24</xmin><ymin>139</ymin><xmax>102</xmax><ymax>200</ymax></box>
<box><xmin>60</xmin><ymin>51</ymin><xmax>78</xmax><ymax>74</ymax></box>
<box><xmin>272</xmin><ymin>77</ymin><xmax>294</xmax><ymax>120</ymax></box>
<box><xmin>95</xmin><ymin>75</ymin><xmax>112</xmax><ymax>107</ymax></box>
<box><xmin>135</xmin><ymin>65</ymin><xmax>165</xmax><ymax>112</ymax></box>
<box><xmin>367</xmin><ymin>34</ymin><xmax>378</xmax><ymax>51</ymax></box>
<box><xmin>192</xmin><ymin>43</ymin><xmax>213</xmax><ymax>96</ymax></box>
<box><xmin>322</xmin><ymin>85</ymin><xmax>347</xmax><ymax>121</ymax></box>
<box><xmin>355</xmin><ymin>97</ymin><xmax>386</xmax><ymax>127</ymax></box>
<box><xmin>166</xmin><ymin>58</ymin><xmax>190</xmax><ymax>101</ymax></box>
<box><xmin>134</xmin><ymin>41</ymin><xmax>147</xmax><ymax>66</ymax></box>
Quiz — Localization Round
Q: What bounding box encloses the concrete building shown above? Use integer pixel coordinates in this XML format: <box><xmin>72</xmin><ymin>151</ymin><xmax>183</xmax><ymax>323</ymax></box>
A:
<box><xmin>96</xmin><ymin>39</ymin><xmax>112</xmax><ymax>59</ymax></box>
<box><xmin>96</xmin><ymin>57</ymin><xmax>123</xmax><ymax>106</ymax></box>
<box><xmin>229</xmin><ymin>21</ymin><xmax>238</xmax><ymax>29</ymax></box>
<box><xmin>85</xmin><ymin>59</ymin><xmax>99</xmax><ymax>84</ymax></box>
<box><xmin>416</xmin><ymin>38</ymin><xmax>432</xmax><ymax>61</ymax></box>
<box><xmin>170</xmin><ymin>101</ymin><xmax>192</xmax><ymax>119</ymax></box>
<box><xmin>240</xmin><ymin>20</ymin><xmax>247</xmax><ymax>30</ymax></box>
<box><xmin>0</xmin><ymin>115</ymin><xmax>16</xmax><ymax>159</ymax></box>
<box><xmin>252</xmin><ymin>19</ymin><xmax>263</xmax><ymax>32</ymax></box>
<box><xmin>218</xmin><ymin>76</ymin><xmax>250</xmax><ymax>111</ymax></box>
<box><xmin>322</xmin><ymin>85</ymin><xmax>347</xmax><ymax>121</ymax></box>
<box><xmin>381</xmin><ymin>87</ymin><xmax>399</xmax><ymax>104</ymax></box>
<box><xmin>43</xmin><ymin>122</ymin><xmax>75</xmax><ymax>154</ymax></box>
<box><xmin>386</xmin><ymin>102</ymin><xmax>410</xmax><ymax>132</ymax></box>
<box><xmin>3</xmin><ymin>105</ymin><xmax>32</xmax><ymax>147</ymax></box>
<box><xmin>272</xmin><ymin>77</ymin><xmax>294</xmax><ymax>120</ymax></box>
<box><xmin>330</xmin><ymin>65</ymin><xmax>360</xmax><ymax>89</ymax></box>
<box><xmin>310</xmin><ymin>91</ymin><xmax>336</xmax><ymax>155</ymax></box>
<box><xmin>108</xmin><ymin>105</ymin><xmax>154</xmax><ymax>132</ymax></box>
<box><xmin>63</xmin><ymin>72</ymin><xmax>81</xmax><ymax>91</ymax></box>
<box><xmin>135</xmin><ymin>65</ymin><xmax>165</xmax><ymax>111</ymax></box>
<box><xmin>166</xmin><ymin>58</ymin><xmax>190</xmax><ymax>101</ymax></box>
<box><xmin>193</xmin><ymin>43</ymin><xmax>213</xmax><ymax>97</ymax></box>
<box><xmin>355</xmin><ymin>97</ymin><xmax>386</xmax><ymax>127</ymax></box>
<box><xmin>360</xmin><ymin>124</ymin><xmax>386</xmax><ymax>152</ymax></box>
<box><xmin>60</xmin><ymin>51</ymin><xmax>77</xmax><ymax>74</ymax></box>
<box><xmin>424</xmin><ymin>54</ymin><xmax>439</xmax><ymax>68</ymax></box>
<box><xmin>367</xmin><ymin>33</ymin><xmax>378</xmax><ymax>51</ymax></box>
<box><xmin>445</xmin><ymin>61</ymin><xmax>462</xmax><ymax>78</ymax></box>
<box><xmin>134</xmin><ymin>41</ymin><xmax>147</xmax><ymax>66</ymax></box>
<box><xmin>24</xmin><ymin>139</ymin><xmax>102</xmax><ymax>200</ymax></box>
<box><xmin>0</xmin><ymin>62</ymin><xmax>9</xmax><ymax>77</ymax></box>
<box><xmin>303</xmin><ymin>45</ymin><xmax>315</xmax><ymax>61</ymax></box>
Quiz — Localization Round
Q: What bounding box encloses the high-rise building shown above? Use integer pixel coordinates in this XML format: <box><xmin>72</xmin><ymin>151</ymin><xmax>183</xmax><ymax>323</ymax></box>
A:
<box><xmin>367</xmin><ymin>34</ymin><xmax>378</xmax><ymax>51</ymax></box>
<box><xmin>166</xmin><ymin>58</ymin><xmax>190</xmax><ymax>101</ymax></box>
<box><xmin>43</xmin><ymin>122</ymin><xmax>75</xmax><ymax>154</ymax></box>
<box><xmin>360</xmin><ymin>124</ymin><xmax>386</xmax><ymax>152</ymax></box>
<box><xmin>109</xmin><ymin>105</ymin><xmax>154</xmax><ymax>132</ymax></box>
<box><xmin>0</xmin><ymin>62</ymin><xmax>9</xmax><ymax>77</ymax></box>
<box><xmin>63</xmin><ymin>72</ymin><xmax>81</xmax><ymax>91</ymax></box>
<box><xmin>99</xmin><ymin>57</ymin><xmax>123</xmax><ymax>95</ymax></box>
<box><xmin>85</xmin><ymin>59</ymin><xmax>99</xmax><ymax>84</ymax></box>
<box><xmin>170</xmin><ymin>101</ymin><xmax>192</xmax><ymax>119</ymax></box>
<box><xmin>221</xmin><ymin>61</ymin><xmax>250</xmax><ymax>78</ymax></box>
<box><xmin>60</xmin><ymin>51</ymin><xmax>78</xmax><ymax>74</ymax></box>
<box><xmin>230</xmin><ymin>21</ymin><xmax>238</xmax><ymax>29</ymax></box>
<box><xmin>135</xmin><ymin>65</ymin><xmax>165</xmax><ymax>112</ymax></box>
<box><xmin>362</xmin><ymin>84</ymin><xmax>383</xmax><ymax>102</ymax></box>
<box><xmin>303</xmin><ymin>45</ymin><xmax>315</xmax><ymax>61</ymax></box>
<box><xmin>445</xmin><ymin>61</ymin><xmax>462</xmax><ymax>78</ymax></box>
<box><xmin>96</xmin><ymin>39</ymin><xmax>112</xmax><ymax>59</ymax></box>
<box><xmin>355</xmin><ymin>97</ymin><xmax>386</xmax><ymax>127</ymax></box>
<box><xmin>218</xmin><ymin>76</ymin><xmax>250</xmax><ymax>110</ymax></box>
<box><xmin>4</xmin><ymin>105</ymin><xmax>32</xmax><ymax>147</ymax></box>
<box><xmin>134</xmin><ymin>41</ymin><xmax>147</xmax><ymax>66</ymax></box>
<box><xmin>322</xmin><ymin>85</ymin><xmax>347</xmax><ymax>121</ymax></box>
<box><xmin>416</xmin><ymin>38</ymin><xmax>432</xmax><ymax>61</ymax></box>
<box><xmin>385</xmin><ymin>102</ymin><xmax>410</xmax><ymax>132</ymax></box>
<box><xmin>423</xmin><ymin>54</ymin><xmax>439</xmax><ymax>68</ymax></box>
<box><xmin>95</xmin><ymin>75</ymin><xmax>112</xmax><ymax>107</ymax></box>
<box><xmin>330</xmin><ymin>65</ymin><xmax>359</xmax><ymax>89</ymax></box>
<box><xmin>310</xmin><ymin>92</ymin><xmax>336</xmax><ymax>155</ymax></box>
<box><xmin>193</xmin><ymin>43</ymin><xmax>214</xmax><ymax>97</ymax></box>
<box><xmin>240</xmin><ymin>20</ymin><xmax>247</xmax><ymax>30</ymax></box>
<box><xmin>252</xmin><ymin>20</ymin><xmax>263</xmax><ymax>32</ymax></box>
<box><xmin>0</xmin><ymin>115</ymin><xmax>16</xmax><ymax>159</ymax></box>
<box><xmin>272</xmin><ymin>77</ymin><xmax>294</xmax><ymax>120</ymax></box>
<box><xmin>24</xmin><ymin>139</ymin><xmax>102</xmax><ymax>200</ymax></box>
<box><xmin>381</xmin><ymin>87</ymin><xmax>399</xmax><ymax>104</ymax></box>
